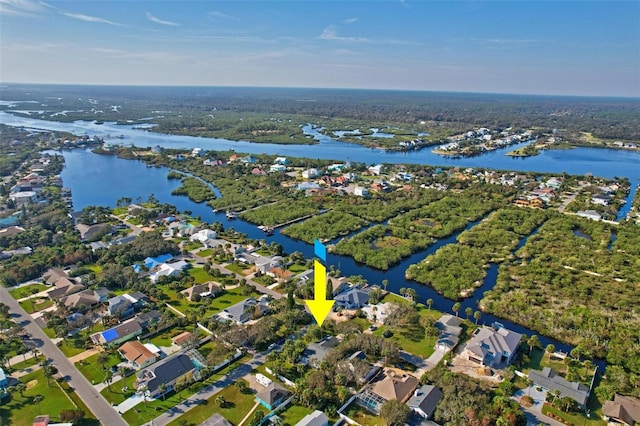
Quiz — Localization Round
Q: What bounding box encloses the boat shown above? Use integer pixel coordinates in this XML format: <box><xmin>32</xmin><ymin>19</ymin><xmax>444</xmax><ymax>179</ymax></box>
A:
<box><xmin>226</xmin><ymin>211</ymin><xmax>237</xmax><ymax>219</ymax></box>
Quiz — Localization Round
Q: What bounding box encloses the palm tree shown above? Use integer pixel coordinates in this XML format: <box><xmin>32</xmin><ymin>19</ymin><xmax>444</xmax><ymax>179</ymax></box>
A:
<box><xmin>426</xmin><ymin>299</ymin><xmax>433</xmax><ymax>310</ymax></box>
<box><xmin>215</xmin><ymin>395</ymin><xmax>225</xmax><ymax>407</ymax></box>
<box><xmin>14</xmin><ymin>382</ymin><xmax>26</xmax><ymax>397</ymax></box>
<box><xmin>33</xmin><ymin>395</ymin><xmax>43</xmax><ymax>414</ymax></box>
<box><xmin>545</xmin><ymin>344</ymin><xmax>555</xmax><ymax>355</ymax></box>
<box><xmin>159</xmin><ymin>383</ymin><xmax>167</xmax><ymax>400</ymax></box>
<box><xmin>382</xmin><ymin>279</ymin><xmax>389</xmax><ymax>291</ymax></box>
<box><xmin>97</xmin><ymin>350</ymin><xmax>109</xmax><ymax>369</ymax></box>
<box><xmin>527</xmin><ymin>335</ymin><xmax>540</xmax><ymax>355</ymax></box>
<box><xmin>464</xmin><ymin>307</ymin><xmax>473</xmax><ymax>319</ymax></box>
<box><xmin>523</xmin><ymin>377</ymin><xmax>533</xmax><ymax>397</ymax></box>
<box><xmin>473</xmin><ymin>311</ymin><xmax>481</xmax><ymax>325</ymax></box>
<box><xmin>118</xmin><ymin>366</ymin><xmax>128</xmax><ymax>390</ymax></box>
<box><xmin>43</xmin><ymin>364</ymin><xmax>55</xmax><ymax>386</ymax></box>
<box><xmin>399</xmin><ymin>288</ymin><xmax>406</xmax><ymax>297</ymax></box>
<box><xmin>405</xmin><ymin>288</ymin><xmax>417</xmax><ymax>303</ymax></box>
<box><xmin>104</xmin><ymin>370</ymin><xmax>113</xmax><ymax>391</ymax></box>
<box><xmin>452</xmin><ymin>302</ymin><xmax>461</xmax><ymax>317</ymax></box>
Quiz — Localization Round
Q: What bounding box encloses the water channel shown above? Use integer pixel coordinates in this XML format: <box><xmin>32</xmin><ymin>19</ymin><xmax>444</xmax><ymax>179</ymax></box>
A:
<box><xmin>5</xmin><ymin>111</ymin><xmax>640</xmax><ymax>364</ymax></box>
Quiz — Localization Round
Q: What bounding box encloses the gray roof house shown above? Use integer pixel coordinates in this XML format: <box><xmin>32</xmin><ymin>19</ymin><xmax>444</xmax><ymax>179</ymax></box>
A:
<box><xmin>407</xmin><ymin>385</ymin><xmax>443</xmax><ymax>419</ymax></box>
<box><xmin>296</xmin><ymin>410</ymin><xmax>329</xmax><ymax>426</ymax></box>
<box><xmin>256</xmin><ymin>382</ymin><xmax>290</xmax><ymax>410</ymax></box>
<box><xmin>107</xmin><ymin>295</ymin><xmax>134</xmax><ymax>318</ymax></box>
<box><xmin>299</xmin><ymin>336</ymin><xmax>340</xmax><ymax>368</ymax></box>
<box><xmin>603</xmin><ymin>394</ymin><xmax>640</xmax><ymax>426</ymax></box>
<box><xmin>528</xmin><ymin>367</ymin><xmax>590</xmax><ymax>408</ymax></box>
<box><xmin>135</xmin><ymin>353</ymin><xmax>197</xmax><ymax>397</ymax></box>
<box><xmin>435</xmin><ymin>314</ymin><xmax>463</xmax><ymax>352</ymax></box>
<box><xmin>216</xmin><ymin>297</ymin><xmax>269</xmax><ymax>324</ymax></box>
<box><xmin>334</xmin><ymin>288</ymin><xmax>370</xmax><ymax>310</ymax></box>
<box><xmin>200</xmin><ymin>413</ymin><xmax>233</xmax><ymax>426</ymax></box>
<box><xmin>463</xmin><ymin>325</ymin><xmax>522</xmax><ymax>368</ymax></box>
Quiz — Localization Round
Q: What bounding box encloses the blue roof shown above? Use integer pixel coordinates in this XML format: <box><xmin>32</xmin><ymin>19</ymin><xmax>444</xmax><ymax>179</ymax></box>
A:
<box><xmin>135</xmin><ymin>253</ymin><xmax>173</xmax><ymax>272</ymax></box>
<box><xmin>101</xmin><ymin>328</ymin><xmax>119</xmax><ymax>342</ymax></box>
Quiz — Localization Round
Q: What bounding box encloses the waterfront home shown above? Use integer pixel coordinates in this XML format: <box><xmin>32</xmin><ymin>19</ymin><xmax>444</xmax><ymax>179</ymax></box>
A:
<box><xmin>148</xmin><ymin>260</ymin><xmax>189</xmax><ymax>283</ymax></box>
<box><xmin>270</xmin><ymin>164</ymin><xmax>287</xmax><ymax>173</ymax></box>
<box><xmin>335</xmin><ymin>288</ymin><xmax>370</xmax><ymax>310</ymax></box>
<box><xmin>302</xmin><ymin>168</ymin><xmax>319</xmax><ymax>179</ymax></box>
<box><xmin>462</xmin><ymin>325</ymin><xmax>522</xmax><ymax>368</ymax></box>
<box><xmin>577</xmin><ymin>210</ymin><xmax>602</xmax><ymax>221</ymax></box>
<box><xmin>361</xmin><ymin>302</ymin><xmax>393</xmax><ymax>324</ymax></box>
<box><xmin>189</xmin><ymin>229</ymin><xmax>217</xmax><ymax>243</ymax></box>
<box><xmin>602</xmin><ymin>394</ymin><xmax>640</xmax><ymax>426</ymax></box>
<box><xmin>118</xmin><ymin>340</ymin><xmax>158</xmax><ymax>369</ymax></box>
<box><xmin>368</xmin><ymin>164</ymin><xmax>384</xmax><ymax>176</ymax></box>
<box><xmin>75</xmin><ymin>222</ymin><xmax>112</xmax><ymax>241</ymax></box>
<box><xmin>528</xmin><ymin>367</ymin><xmax>590</xmax><ymax>408</ymax></box>
<box><xmin>256</xmin><ymin>382</ymin><xmax>290</xmax><ymax>410</ymax></box>
<box><xmin>407</xmin><ymin>385</ymin><xmax>443</xmax><ymax>420</ymax></box>
<box><xmin>274</xmin><ymin>157</ymin><xmax>289</xmax><ymax>165</ymax></box>
<box><xmin>435</xmin><ymin>314</ymin><xmax>462</xmax><ymax>352</ymax></box>
<box><xmin>592</xmin><ymin>193</ymin><xmax>611</xmax><ymax>206</ymax></box>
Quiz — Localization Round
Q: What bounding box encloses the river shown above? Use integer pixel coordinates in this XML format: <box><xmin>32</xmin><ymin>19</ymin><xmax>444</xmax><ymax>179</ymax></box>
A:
<box><xmin>4</xmin><ymin>111</ymin><xmax>640</xmax><ymax>361</ymax></box>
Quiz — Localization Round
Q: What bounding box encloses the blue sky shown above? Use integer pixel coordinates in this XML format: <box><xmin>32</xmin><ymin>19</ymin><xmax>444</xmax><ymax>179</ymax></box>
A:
<box><xmin>1</xmin><ymin>0</ymin><xmax>639</xmax><ymax>97</ymax></box>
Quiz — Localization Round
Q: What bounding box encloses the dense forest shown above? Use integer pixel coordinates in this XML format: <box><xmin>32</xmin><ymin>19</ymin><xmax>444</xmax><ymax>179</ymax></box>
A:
<box><xmin>2</xmin><ymin>85</ymin><xmax>639</xmax><ymax>144</ymax></box>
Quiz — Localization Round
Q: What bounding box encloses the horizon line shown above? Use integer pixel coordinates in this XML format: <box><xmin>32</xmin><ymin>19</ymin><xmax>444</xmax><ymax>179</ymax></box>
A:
<box><xmin>1</xmin><ymin>81</ymin><xmax>639</xmax><ymax>101</ymax></box>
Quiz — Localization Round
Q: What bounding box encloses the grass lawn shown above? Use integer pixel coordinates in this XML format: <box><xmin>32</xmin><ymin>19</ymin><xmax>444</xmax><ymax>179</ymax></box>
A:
<box><xmin>9</xmin><ymin>283</ymin><xmax>48</xmax><ymax>299</ymax></box>
<box><xmin>19</xmin><ymin>298</ymin><xmax>53</xmax><ymax>313</ymax></box>
<box><xmin>185</xmin><ymin>241</ymin><xmax>203</xmax><ymax>251</ymax></box>
<box><xmin>75</xmin><ymin>352</ymin><xmax>122</xmax><ymax>385</ymax></box>
<box><xmin>86</xmin><ymin>264</ymin><xmax>103</xmax><ymax>274</ymax></box>
<box><xmin>188</xmin><ymin>267</ymin><xmax>216</xmax><ymax>284</ymax></box>
<box><xmin>57</xmin><ymin>339</ymin><xmax>87</xmax><ymax>358</ymax></box>
<box><xmin>201</xmin><ymin>288</ymin><xmax>254</xmax><ymax>317</ymax></box>
<box><xmin>343</xmin><ymin>401</ymin><xmax>386</xmax><ymax>426</ymax></box>
<box><xmin>225</xmin><ymin>263</ymin><xmax>251</xmax><ymax>275</ymax></box>
<box><xmin>0</xmin><ymin>369</ymin><xmax>96</xmax><ymax>426</ymax></box>
<box><xmin>8</xmin><ymin>356</ymin><xmax>40</xmax><ymax>372</ymax></box>
<box><xmin>542</xmin><ymin>401</ymin><xmax>606</xmax><ymax>426</ymax></box>
<box><xmin>100</xmin><ymin>372</ymin><xmax>138</xmax><ymax>405</ymax></box>
<box><xmin>278</xmin><ymin>405</ymin><xmax>314</xmax><ymax>426</ymax></box>
<box><xmin>196</xmin><ymin>248</ymin><xmax>214</xmax><ymax>257</ymax></box>
<box><xmin>42</xmin><ymin>327</ymin><xmax>56</xmax><ymax>338</ymax></box>
<box><xmin>287</xmin><ymin>264</ymin><xmax>308</xmax><ymax>274</ymax></box>
<box><xmin>165</xmin><ymin>379</ymin><xmax>257</xmax><ymax>426</ymax></box>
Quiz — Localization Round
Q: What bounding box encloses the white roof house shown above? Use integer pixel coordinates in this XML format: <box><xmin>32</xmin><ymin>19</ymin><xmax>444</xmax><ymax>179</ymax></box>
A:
<box><xmin>189</xmin><ymin>229</ymin><xmax>217</xmax><ymax>243</ymax></box>
<box><xmin>149</xmin><ymin>261</ymin><xmax>189</xmax><ymax>283</ymax></box>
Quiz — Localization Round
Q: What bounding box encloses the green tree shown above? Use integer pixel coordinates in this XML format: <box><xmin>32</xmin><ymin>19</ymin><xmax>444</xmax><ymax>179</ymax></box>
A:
<box><xmin>545</xmin><ymin>344</ymin><xmax>555</xmax><ymax>354</ymax></box>
<box><xmin>382</xmin><ymin>279</ymin><xmax>389</xmax><ymax>291</ymax></box>
<box><xmin>426</xmin><ymin>298</ymin><xmax>433</xmax><ymax>310</ymax></box>
<box><xmin>380</xmin><ymin>399</ymin><xmax>411</xmax><ymax>426</ymax></box>
<box><xmin>33</xmin><ymin>395</ymin><xmax>44</xmax><ymax>414</ymax></box>
<box><xmin>465</xmin><ymin>307</ymin><xmax>473</xmax><ymax>319</ymax></box>
<box><xmin>527</xmin><ymin>335</ymin><xmax>541</xmax><ymax>355</ymax></box>
<box><xmin>452</xmin><ymin>302</ymin><xmax>461</xmax><ymax>317</ymax></box>
<box><xmin>473</xmin><ymin>311</ymin><xmax>481</xmax><ymax>324</ymax></box>
<box><xmin>215</xmin><ymin>395</ymin><xmax>225</xmax><ymax>407</ymax></box>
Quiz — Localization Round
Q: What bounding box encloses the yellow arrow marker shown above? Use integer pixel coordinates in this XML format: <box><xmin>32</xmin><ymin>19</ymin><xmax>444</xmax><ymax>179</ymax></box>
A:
<box><xmin>305</xmin><ymin>259</ymin><xmax>335</xmax><ymax>326</ymax></box>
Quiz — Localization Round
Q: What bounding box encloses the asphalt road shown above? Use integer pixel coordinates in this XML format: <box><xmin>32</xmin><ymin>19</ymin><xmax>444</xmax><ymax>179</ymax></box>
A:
<box><xmin>0</xmin><ymin>285</ymin><xmax>127</xmax><ymax>426</ymax></box>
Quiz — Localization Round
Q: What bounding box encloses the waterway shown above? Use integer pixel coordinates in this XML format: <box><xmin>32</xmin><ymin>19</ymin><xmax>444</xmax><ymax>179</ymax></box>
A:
<box><xmin>4</xmin><ymin>111</ymin><xmax>639</xmax><ymax>361</ymax></box>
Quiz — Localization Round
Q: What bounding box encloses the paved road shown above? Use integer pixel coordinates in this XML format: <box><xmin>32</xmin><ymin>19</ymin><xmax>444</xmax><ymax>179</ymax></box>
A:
<box><xmin>146</xmin><ymin>354</ymin><xmax>267</xmax><ymax>426</ymax></box>
<box><xmin>1</xmin><ymin>285</ymin><xmax>127</xmax><ymax>426</ymax></box>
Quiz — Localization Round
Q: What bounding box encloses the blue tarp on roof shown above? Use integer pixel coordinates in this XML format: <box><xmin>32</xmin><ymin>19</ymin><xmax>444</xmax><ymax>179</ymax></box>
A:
<box><xmin>133</xmin><ymin>253</ymin><xmax>173</xmax><ymax>273</ymax></box>
<box><xmin>101</xmin><ymin>328</ymin><xmax>119</xmax><ymax>342</ymax></box>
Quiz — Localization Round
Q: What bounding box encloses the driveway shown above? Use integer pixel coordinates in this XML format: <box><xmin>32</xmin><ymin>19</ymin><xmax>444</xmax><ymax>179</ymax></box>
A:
<box><xmin>0</xmin><ymin>285</ymin><xmax>127</xmax><ymax>426</ymax></box>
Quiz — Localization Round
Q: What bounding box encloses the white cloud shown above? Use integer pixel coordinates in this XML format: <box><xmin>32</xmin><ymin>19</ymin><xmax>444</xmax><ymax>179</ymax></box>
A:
<box><xmin>61</xmin><ymin>11</ymin><xmax>126</xmax><ymax>26</ymax></box>
<box><xmin>319</xmin><ymin>25</ymin><xmax>370</xmax><ymax>43</ymax></box>
<box><xmin>146</xmin><ymin>12</ymin><xmax>179</xmax><ymax>26</ymax></box>
<box><xmin>207</xmin><ymin>11</ymin><xmax>238</xmax><ymax>21</ymax></box>
<box><xmin>0</xmin><ymin>0</ymin><xmax>46</xmax><ymax>16</ymax></box>
<box><xmin>343</xmin><ymin>17</ymin><xmax>358</xmax><ymax>24</ymax></box>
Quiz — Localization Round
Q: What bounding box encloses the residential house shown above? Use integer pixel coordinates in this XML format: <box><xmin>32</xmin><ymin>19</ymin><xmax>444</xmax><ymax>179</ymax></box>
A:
<box><xmin>241</xmin><ymin>155</ymin><xmax>257</xmax><ymax>164</ymax></box>
<box><xmin>353</xmin><ymin>186</ymin><xmax>369</xmax><ymax>197</ymax></box>
<box><xmin>299</xmin><ymin>336</ymin><xmax>341</xmax><ymax>368</ymax></box>
<box><xmin>124</xmin><ymin>291</ymin><xmax>150</xmax><ymax>307</ymax></box>
<box><xmin>254</xmin><ymin>255</ymin><xmax>283</xmax><ymax>274</ymax></box>
<box><xmin>75</xmin><ymin>223</ymin><xmax>111</xmax><ymax>241</ymax></box>
<box><xmin>172</xmin><ymin>331</ymin><xmax>196</xmax><ymax>348</ymax></box>
<box><xmin>266</xmin><ymin>267</ymin><xmax>293</xmax><ymax>282</ymax></box>
<box><xmin>592</xmin><ymin>193</ymin><xmax>611</xmax><ymax>206</ymax></box>
<box><xmin>91</xmin><ymin>318</ymin><xmax>143</xmax><ymax>346</ymax></box>
<box><xmin>296</xmin><ymin>410</ymin><xmax>329</xmax><ymax>426</ymax></box>
<box><xmin>32</xmin><ymin>415</ymin><xmax>50</xmax><ymax>426</ymax></box>
<box><xmin>149</xmin><ymin>260</ymin><xmax>189</xmax><ymax>283</ymax></box>
<box><xmin>201</xmin><ymin>413</ymin><xmax>233</xmax><ymax>426</ymax></box>
<box><xmin>577</xmin><ymin>210</ymin><xmax>602</xmax><ymax>221</ymax></box>
<box><xmin>329</xmin><ymin>276</ymin><xmax>349</xmax><ymax>295</ymax></box>
<box><xmin>47</xmin><ymin>278</ymin><xmax>85</xmax><ymax>301</ymax></box>
<box><xmin>62</xmin><ymin>290</ymin><xmax>99</xmax><ymax>311</ymax></box>
<box><xmin>0</xmin><ymin>367</ymin><xmax>7</xmax><ymax>390</ymax></box>
<box><xmin>189</xmin><ymin>229</ymin><xmax>217</xmax><ymax>243</ymax></box>
<box><xmin>216</xmin><ymin>297</ymin><xmax>269</xmax><ymax>324</ymax></box>
<box><xmin>368</xmin><ymin>164</ymin><xmax>384</xmax><ymax>175</ymax></box>
<box><xmin>118</xmin><ymin>340</ymin><xmax>158</xmax><ymax>369</ymax></box>
<box><xmin>136</xmin><ymin>310</ymin><xmax>163</xmax><ymax>329</ymax></box>
<box><xmin>335</xmin><ymin>288</ymin><xmax>370</xmax><ymax>310</ymax></box>
<box><xmin>302</xmin><ymin>168</ymin><xmax>319</xmax><ymax>179</ymax></box>
<box><xmin>603</xmin><ymin>394</ymin><xmax>640</xmax><ymax>426</ymax></box>
<box><xmin>256</xmin><ymin>382</ymin><xmax>290</xmax><ymax>410</ymax></box>
<box><xmin>251</xmin><ymin>167</ymin><xmax>266</xmax><ymax>176</ymax></box>
<box><xmin>133</xmin><ymin>254</ymin><xmax>174</xmax><ymax>273</ymax></box>
<box><xmin>107</xmin><ymin>295</ymin><xmax>134</xmax><ymax>318</ymax></box>
<box><xmin>463</xmin><ymin>325</ymin><xmax>522</xmax><ymax>368</ymax></box>
<box><xmin>270</xmin><ymin>164</ymin><xmax>287</xmax><ymax>173</ymax></box>
<box><xmin>356</xmin><ymin>369</ymin><xmax>419</xmax><ymax>414</ymax></box>
<box><xmin>0</xmin><ymin>226</ymin><xmax>25</xmax><ymax>238</ymax></box>
<box><xmin>435</xmin><ymin>314</ymin><xmax>462</xmax><ymax>352</ymax></box>
<box><xmin>297</xmin><ymin>182</ymin><xmax>321</xmax><ymax>191</ymax></box>
<box><xmin>274</xmin><ymin>157</ymin><xmax>289</xmax><ymax>165</ymax></box>
<box><xmin>43</xmin><ymin>268</ymin><xmax>68</xmax><ymax>285</ymax></box>
<box><xmin>9</xmin><ymin>191</ymin><xmax>37</xmax><ymax>206</ymax></box>
<box><xmin>361</xmin><ymin>302</ymin><xmax>393</xmax><ymax>324</ymax></box>
<box><xmin>180</xmin><ymin>282</ymin><xmax>222</xmax><ymax>301</ymax></box>
<box><xmin>528</xmin><ymin>367</ymin><xmax>590</xmax><ymax>408</ymax></box>
<box><xmin>407</xmin><ymin>385</ymin><xmax>443</xmax><ymax>420</ymax></box>
<box><xmin>135</xmin><ymin>353</ymin><xmax>198</xmax><ymax>398</ymax></box>
<box><xmin>294</xmin><ymin>269</ymin><xmax>313</xmax><ymax>285</ymax></box>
